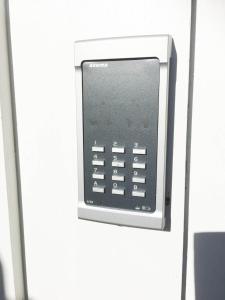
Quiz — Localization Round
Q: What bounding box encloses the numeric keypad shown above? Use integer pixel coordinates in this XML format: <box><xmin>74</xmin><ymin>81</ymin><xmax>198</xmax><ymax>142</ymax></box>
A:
<box><xmin>91</xmin><ymin>142</ymin><xmax>147</xmax><ymax>198</ymax></box>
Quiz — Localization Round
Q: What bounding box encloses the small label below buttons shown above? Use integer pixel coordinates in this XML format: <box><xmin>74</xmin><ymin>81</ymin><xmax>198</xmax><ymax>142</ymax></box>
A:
<box><xmin>92</xmin><ymin>186</ymin><xmax>105</xmax><ymax>193</ymax></box>
<box><xmin>112</xmin><ymin>188</ymin><xmax>125</xmax><ymax>195</ymax></box>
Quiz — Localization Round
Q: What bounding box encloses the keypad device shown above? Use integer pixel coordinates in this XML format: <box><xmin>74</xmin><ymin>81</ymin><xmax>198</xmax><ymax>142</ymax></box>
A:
<box><xmin>82</xmin><ymin>58</ymin><xmax>159</xmax><ymax>213</ymax></box>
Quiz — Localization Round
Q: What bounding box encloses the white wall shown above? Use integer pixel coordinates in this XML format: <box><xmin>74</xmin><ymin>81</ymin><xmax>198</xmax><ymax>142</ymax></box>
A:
<box><xmin>0</xmin><ymin>122</ymin><xmax>15</xmax><ymax>300</ymax></box>
<box><xmin>0</xmin><ymin>1</ymin><xmax>24</xmax><ymax>298</ymax></box>
<box><xmin>9</xmin><ymin>0</ymin><xmax>191</xmax><ymax>299</ymax></box>
<box><xmin>186</xmin><ymin>1</ymin><xmax>225</xmax><ymax>299</ymax></box>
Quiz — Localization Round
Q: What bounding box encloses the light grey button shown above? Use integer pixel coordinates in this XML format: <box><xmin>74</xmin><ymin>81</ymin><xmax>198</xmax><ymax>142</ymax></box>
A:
<box><xmin>112</xmin><ymin>146</ymin><xmax>125</xmax><ymax>153</ymax></box>
<box><xmin>92</xmin><ymin>173</ymin><xmax>105</xmax><ymax>180</ymax></box>
<box><xmin>112</xmin><ymin>160</ymin><xmax>125</xmax><ymax>168</ymax></box>
<box><xmin>92</xmin><ymin>186</ymin><xmax>105</xmax><ymax>193</ymax></box>
<box><xmin>92</xmin><ymin>146</ymin><xmax>105</xmax><ymax>152</ymax></box>
<box><xmin>132</xmin><ymin>162</ymin><xmax>146</xmax><ymax>169</ymax></box>
<box><xmin>133</xmin><ymin>148</ymin><xmax>146</xmax><ymax>155</ymax></box>
<box><xmin>132</xmin><ymin>190</ymin><xmax>145</xmax><ymax>197</ymax></box>
<box><xmin>112</xmin><ymin>188</ymin><xmax>125</xmax><ymax>195</ymax></box>
<box><xmin>92</xmin><ymin>159</ymin><xmax>105</xmax><ymax>166</ymax></box>
<box><xmin>112</xmin><ymin>175</ymin><xmax>125</xmax><ymax>182</ymax></box>
<box><xmin>132</xmin><ymin>176</ymin><xmax>146</xmax><ymax>183</ymax></box>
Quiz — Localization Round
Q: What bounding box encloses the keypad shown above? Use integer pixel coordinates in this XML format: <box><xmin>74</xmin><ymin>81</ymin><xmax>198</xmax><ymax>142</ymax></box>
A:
<box><xmin>83</xmin><ymin>59</ymin><xmax>159</xmax><ymax>213</ymax></box>
<box><xmin>91</xmin><ymin>144</ymin><xmax>147</xmax><ymax>199</ymax></box>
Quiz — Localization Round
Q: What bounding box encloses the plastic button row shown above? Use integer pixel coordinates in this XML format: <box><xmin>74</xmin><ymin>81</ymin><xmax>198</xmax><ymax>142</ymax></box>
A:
<box><xmin>92</xmin><ymin>146</ymin><xmax>146</xmax><ymax>155</ymax></box>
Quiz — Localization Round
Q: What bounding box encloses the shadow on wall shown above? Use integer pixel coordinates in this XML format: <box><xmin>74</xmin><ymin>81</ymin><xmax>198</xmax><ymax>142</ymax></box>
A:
<box><xmin>195</xmin><ymin>232</ymin><xmax>225</xmax><ymax>300</ymax></box>
<box><xmin>0</xmin><ymin>260</ymin><xmax>6</xmax><ymax>300</ymax></box>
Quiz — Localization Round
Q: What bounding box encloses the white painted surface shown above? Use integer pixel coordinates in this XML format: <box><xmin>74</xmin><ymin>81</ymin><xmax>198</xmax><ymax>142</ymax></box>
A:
<box><xmin>9</xmin><ymin>0</ymin><xmax>191</xmax><ymax>299</ymax></box>
<box><xmin>0</xmin><ymin>0</ymin><xmax>26</xmax><ymax>297</ymax></box>
<box><xmin>0</xmin><ymin>121</ymin><xmax>16</xmax><ymax>300</ymax></box>
<box><xmin>186</xmin><ymin>1</ymin><xmax>225</xmax><ymax>299</ymax></box>
<box><xmin>0</xmin><ymin>3</ymin><xmax>15</xmax><ymax>296</ymax></box>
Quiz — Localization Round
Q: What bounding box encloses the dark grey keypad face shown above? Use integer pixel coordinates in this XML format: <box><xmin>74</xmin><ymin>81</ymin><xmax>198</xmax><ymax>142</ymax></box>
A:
<box><xmin>82</xmin><ymin>58</ymin><xmax>160</xmax><ymax>213</ymax></box>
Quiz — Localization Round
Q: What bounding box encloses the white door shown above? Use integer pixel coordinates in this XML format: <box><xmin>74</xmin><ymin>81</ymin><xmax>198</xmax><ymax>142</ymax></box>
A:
<box><xmin>9</xmin><ymin>0</ymin><xmax>192</xmax><ymax>299</ymax></box>
<box><xmin>186</xmin><ymin>1</ymin><xmax>225</xmax><ymax>299</ymax></box>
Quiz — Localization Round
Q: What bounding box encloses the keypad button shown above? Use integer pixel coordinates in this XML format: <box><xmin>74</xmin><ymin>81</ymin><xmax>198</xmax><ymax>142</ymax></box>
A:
<box><xmin>133</xmin><ymin>147</ymin><xmax>146</xmax><ymax>155</ymax></box>
<box><xmin>92</xmin><ymin>173</ymin><xmax>105</xmax><ymax>180</ymax></box>
<box><xmin>92</xmin><ymin>146</ymin><xmax>105</xmax><ymax>152</ymax></box>
<box><xmin>132</xmin><ymin>176</ymin><xmax>146</xmax><ymax>183</ymax></box>
<box><xmin>112</xmin><ymin>160</ymin><xmax>125</xmax><ymax>168</ymax></box>
<box><xmin>92</xmin><ymin>159</ymin><xmax>105</xmax><ymax>166</ymax></box>
<box><xmin>112</xmin><ymin>175</ymin><xmax>125</xmax><ymax>182</ymax></box>
<box><xmin>132</xmin><ymin>162</ymin><xmax>146</xmax><ymax>169</ymax></box>
<box><xmin>112</xmin><ymin>188</ymin><xmax>125</xmax><ymax>195</ymax></box>
<box><xmin>92</xmin><ymin>186</ymin><xmax>105</xmax><ymax>193</ymax></box>
<box><xmin>112</xmin><ymin>146</ymin><xmax>125</xmax><ymax>153</ymax></box>
<box><xmin>132</xmin><ymin>189</ymin><xmax>146</xmax><ymax>198</ymax></box>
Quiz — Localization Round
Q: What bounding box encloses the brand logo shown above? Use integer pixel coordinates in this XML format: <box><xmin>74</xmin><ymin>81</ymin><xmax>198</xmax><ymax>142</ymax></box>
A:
<box><xmin>89</xmin><ymin>63</ymin><xmax>108</xmax><ymax>68</ymax></box>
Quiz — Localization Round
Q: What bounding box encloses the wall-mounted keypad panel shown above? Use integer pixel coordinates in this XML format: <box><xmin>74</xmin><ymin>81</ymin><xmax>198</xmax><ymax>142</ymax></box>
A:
<box><xmin>82</xmin><ymin>58</ymin><xmax>160</xmax><ymax>213</ymax></box>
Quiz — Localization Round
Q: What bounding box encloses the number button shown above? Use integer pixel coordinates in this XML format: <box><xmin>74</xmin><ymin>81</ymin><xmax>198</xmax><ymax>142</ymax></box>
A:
<box><xmin>112</xmin><ymin>174</ymin><xmax>125</xmax><ymax>182</ymax></box>
<box><xmin>92</xmin><ymin>146</ymin><xmax>105</xmax><ymax>152</ymax></box>
<box><xmin>112</xmin><ymin>188</ymin><xmax>125</xmax><ymax>195</ymax></box>
<box><xmin>132</xmin><ymin>162</ymin><xmax>146</xmax><ymax>169</ymax></box>
<box><xmin>132</xmin><ymin>176</ymin><xmax>146</xmax><ymax>183</ymax></box>
<box><xmin>92</xmin><ymin>172</ymin><xmax>105</xmax><ymax>180</ymax></box>
<box><xmin>112</xmin><ymin>146</ymin><xmax>125</xmax><ymax>153</ymax></box>
<box><xmin>132</xmin><ymin>189</ymin><xmax>146</xmax><ymax>198</ymax></box>
<box><xmin>92</xmin><ymin>159</ymin><xmax>105</xmax><ymax>166</ymax></box>
<box><xmin>92</xmin><ymin>186</ymin><xmax>105</xmax><ymax>193</ymax></box>
<box><xmin>132</xmin><ymin>147</ymin><xmax>146</xmax><ymax>155</ymax></box>
<box><xmin>112</xmin><ymin>161</ymin><xmax>125</xmax><ymax>168</ymax></box>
